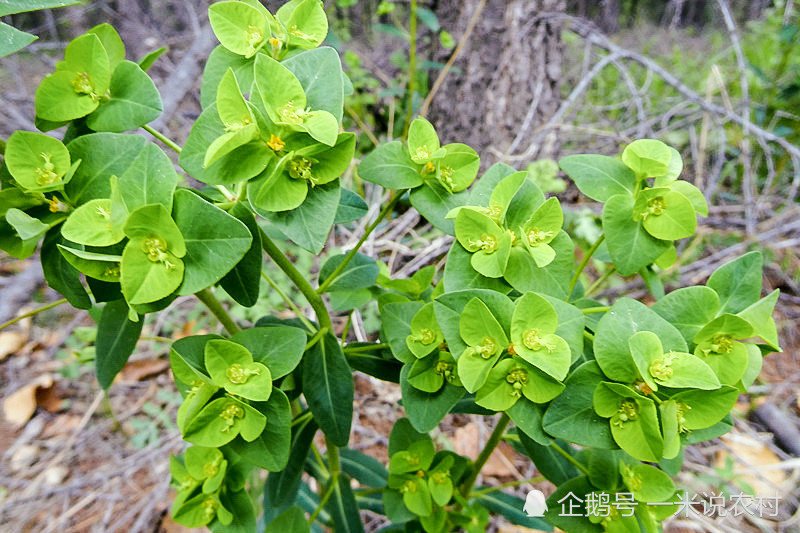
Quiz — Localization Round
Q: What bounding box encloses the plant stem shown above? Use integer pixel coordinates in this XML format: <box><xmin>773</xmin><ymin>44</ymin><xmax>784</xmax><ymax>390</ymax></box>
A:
<box><xmin>308</xmin><ymin>435</ymin><xmax>341</xmax><ymax>524</ymax></box>
<box><xmin>305</xmin><ymin>327</ymin><xmax>328</xmax><ymax>351</ymax></box>
<box><xmin>142</xmin><ymin>124</ymin><xmax>182</xmax><ymax>154</ymax></box>
<box><xmin>308</xmin><ymin>480</ymin><xmax>336</xmax><ymax>525</ymax></box>
<box><xmin>585</xmin><ymin>266</ymin><xmax>616</xmax><ymax>298</ymax></box>
<box><xmin>402</xmin><ymin>0</ymin><xmax>418</xmax><ymax>140</ymax></box>
<box><xmin>581</xmin><ymin>306</ymin><xmax>610</xmax><ymax>314</ymax></box>
<box><xmin>550</xmin><ymin>442</ymin><xmax>590</xmax><ymax>476</ymax></box>
<box><xmin>343</xmin><ymin>342</ymin><xmax>390</xmax><ymax>353</ymax></box>
<box><xmin>0</xmin><ymin>298</ymin><xmax>68</xmax><ymax>332</ymax></box>
<box><xmin>194</xmin><ymin>288</ymin><xmax>240</xmax><ymax>335</ymax></box>
<box><xmin>317</xmin><ymin>192</ymin><xmax>403</xmax><ymax>295</ymax></box>
<box><xmin>460</xmin><ymin>412</ymin><xmax>511</xmax><ymax>497</ymax></box>
<box><xmin>260</xmin><ymin>228</ymin><xmax>332</xmax><ymax>331</ymax></box>
<box><xmin>584</xmin><ymin>330</ymin><xmax>595</xmax><ymax>342</ymax></box>
<box><xmin>326</xmin><ymin>435</ymin><xmax>341</xmax><ymax>479</ymax></box>
<box><xmin>469</xmin><ymin>476</ymin><xmax>547</xmax><ymax>497</ymax></box>
<box><xmin>260</xmin><ymin>270</ymin><xmax>316</xmax><ymax>332</ymax></box>
<box><xmin>568</xmin><ymin>234</ymin><xmax>606</xmax><ymax>297</ymax></box>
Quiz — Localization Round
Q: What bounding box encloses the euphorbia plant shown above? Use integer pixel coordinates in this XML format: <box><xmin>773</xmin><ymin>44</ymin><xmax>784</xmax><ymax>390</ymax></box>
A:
<box><xmin>0</xmin><ymin>1</ymin><xmax>782</xmax><ymax>532</ymax></box>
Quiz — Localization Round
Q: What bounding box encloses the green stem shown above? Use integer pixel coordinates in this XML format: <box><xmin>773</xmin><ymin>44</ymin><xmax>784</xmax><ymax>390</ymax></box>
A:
<box><xmin>460</xmin><ymin>412</ymin><xmax>511</xmax><ymax>498</ymax></box>
<box><xmin>305</xmin><ymin>327</ymin><xmax>328</xmax><ymax>351</ymax></box>
<box><xmin>309</xmin><ymin>478</ymin><xmax>336</xmax><ymax>525</ymax></box>
<box><xmin>194</xmin><ymin>288</ymin><xmax>240</xmax><ymax>335</ymax></box>
<box><xmin>142</xmin><ymin>124</ymin><xmax>182</xmax><ymax>154</ymax></box>
<box><xmin>326</xmin><ymin>436</ymin><xmax>341</xmax><ymax>479</ymax></box>
<box><xmin>568</xmin><ymin>234</ymin><xmax>606</xmax><ymax>297</ymax></box>
<box><xmin>343</xmin><ymin>342</ymin><xmax>390</xmax><ymax>353</ymax></box>
<box><xmin>260</xmin><ymin>228</ymin><xmax>332</xmax><ymax>331</ymax></box>
<box><xmin>402</xmin><ymin>0</ymin><xmax>418</xmax><ymax>140</ymax></box>
<box><xmin>550</xmin><ymin>442</ymin><xmax>590</xmax><ymax>476</ymax></box>
<box><xmin>581</xmin><ymin>306</ymin><xmax>610</xmax><ymax>314</ymax></box>
<box><xmin>585</xmin><ymin>266</ymin><xmax>616</xmax><ymax>298</ymax></box>
<box><xmin>0</xmin><ymin>298</ymin><xmax>68</xmax><ymax>331</ymax></box>
<box><xmin>261</xmin><ymin>270</ymin><xmax>316</xmax><ymax>332</ymax></box>
<box><xmin>584</xmin><ymin>330</ymin><xmax>595</xmax><ymax>341</ymax></box>
<box><xmin>469</xmin><ymin>476</ymin><xmax>546</xmax><ymax>498</ymax></box>
<box><xmin>317</xmin><ymin>192</ymin><xmax>404</xmax><ymax>295</ymax></box>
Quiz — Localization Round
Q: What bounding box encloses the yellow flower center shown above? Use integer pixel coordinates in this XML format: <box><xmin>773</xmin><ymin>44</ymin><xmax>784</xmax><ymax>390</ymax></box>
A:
<box><xmin>267</xmin><ymin>134</ymin><xmax>285</xmax><ymax>151</ymax></box>
<box><xmin>71</xmin><ymin>72</ymin><xmax>95</xmax><ymax>96</ymax></box>
<box><xmin>35</xmin><ymin>153</ymin><xmax>59</xmax><ymax>185</ymax></box>
<box><xmin>219</xmin><ymin>403</ymin><xmax>244</xmax><ymax>432</ymax></box>
<box><xmin>526</xmin><ymin>227</ymin><xmax>553</xmax><ymax>246</ymax></box>
<box><xmin>226</xmin><ymin>363</ymin><xmax>260</xmax><ymax>384</ymax></box>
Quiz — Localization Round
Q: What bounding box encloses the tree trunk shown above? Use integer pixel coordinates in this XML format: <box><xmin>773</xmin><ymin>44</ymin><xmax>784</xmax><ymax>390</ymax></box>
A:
<box><xmin>427</xmin><ymin>0</ymin><xmax>567</xmax><ymax>167</ymax></box>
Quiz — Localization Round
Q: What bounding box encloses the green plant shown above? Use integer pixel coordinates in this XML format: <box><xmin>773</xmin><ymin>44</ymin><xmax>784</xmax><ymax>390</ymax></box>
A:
<box><xmin>0</xmin><ymin>1</ymin><xmax>782</xmax><ymax>532</ymax></box>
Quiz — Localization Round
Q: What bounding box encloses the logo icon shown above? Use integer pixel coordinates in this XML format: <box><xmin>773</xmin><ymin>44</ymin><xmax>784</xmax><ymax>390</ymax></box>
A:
<box><xmin>523</xmin><ymin>489</ymin><xmax>548</xmax><ymax>517</ymax></box>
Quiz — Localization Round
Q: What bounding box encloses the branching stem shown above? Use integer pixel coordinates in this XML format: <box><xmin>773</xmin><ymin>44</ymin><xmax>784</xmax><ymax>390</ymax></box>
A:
<box><xmin>460</xmin><ymin>412</ymin><xmax>511</xmax><ymax>498</ymax></box>
<box><xmin>569</xmin><ymin>234</ymin><xmax>605</xmax><ymax>297</ymax></box>
<box><xmin>0</xmin><ymin>298</ymin><xmax>68</xmax><ymax>332</ymax></box>
<box><xmin>316</xmin><ymin>192</ymin><xmax>404</xmax><ymax>295</ymax></box>
<box><xmin>142</xmin><ymin>124</ymin><xmax>182</xmax><ymax>154</ymax></box>
<box><xmin>195</xmin><ymin>288</ymin><xmax>240</xmax><ymax>335</ymax></box>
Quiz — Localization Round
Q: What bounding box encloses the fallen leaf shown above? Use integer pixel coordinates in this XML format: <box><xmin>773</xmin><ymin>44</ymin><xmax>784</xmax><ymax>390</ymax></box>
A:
<box><xmin>482</xmin><ymin>441</ymin><xmax>517</xmax><ymax>478</ymax></box>
<box><xmin>0</xmin><ymin>331</ymin><xmax>26</xmax><ymax>361</ymax></box>
<box><xmin>453</xmin><ymin>424</ymin><xmax>517</xmax><ymax>477</ymax></box>
<box><xmin>3</xmin><ymin>374</ymin><xmax>54</xmax><ymax>427</ymax></box>
<box><xmin>718</xmin><ymin>432</ymin><xmax>788</xmax><ymax>496</ymax></box>
<box><xmin>118</xmin><ymin>359</ymin><xmax>170</xmax><ymax>382</ymax></box>
<box><xmin>43</xmin><ymin>465</ymin><xmax>69</xmax><ymax>486</ymax></box>
<box><xmin>9</xmin><ymin>444</ymin><xmax>40</xmax><ymax>472</ymax></box>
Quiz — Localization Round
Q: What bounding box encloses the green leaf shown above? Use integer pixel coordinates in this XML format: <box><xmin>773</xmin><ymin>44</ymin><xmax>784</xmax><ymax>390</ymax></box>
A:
<box><xmin>209</xmin><ymin>1</ymin><xmax>269</xmax><ymax>58</ymax></box>
<box><xmin>594</xmin><ymin>298</ymin><xmax>686</xmax><ymax>382</ymax></box>
<box><xmin>707</xmin><ymin>251</ymin><xmax>763</xmax><ymax>314</ymax></box>
<box><xmin>542</xmin><ymin>362</ymin><xmax>617</xmax><ymax>449</ymax></box>
<box><xmin>264</xmin><ymin>415</ymin><xmax>317</xmax><ymax>506</ymax></box>
<box><xmin>319</xmin><ymin>252</ymin><xmax>379</xmax><ymax>292</ymax></box>
<box><xmin>61</xmin><ymin>199</ymin><xmax>124</xmax><ymax>247</ymax></box>
<box><xmin>200</xmin><ymin>45</ymin><xmax>256</xmax><ymax>108</ymax></box>
<box><xmin>602</xmin><ymin>193</ymin><xmax>670</xmax><ymax>275</ymax></box>
<box><xmin>595</xmin><ymin>383</ymin><xmax>663</xmax><ymax>461</ymax></box>
<box><xmin>666</xmin><ymin>179</ymin><xmax>708</xmax><ymax>216</ymax></box>
<box><xmin>621</xmin><ymin>463</ymin><xmax>675</xmax><ymax>503</ymax></box>
<box><xmin>507</xmin><ymin>398</ymin><xmax>552</xmax><ymax>445</ymax></box>
<box><xmin>0</xmin><ymin>22</ymin><xmax>37</xmax><ymax>59</ymax></box>
<box><xmin>434</xmin><ymin>290</ymin><xmax>513</xmax><ymax>362</ymax></box>
<box><xmin>121</xmin><ymin>237</ymin><xmax>184</xmax><ymax>305</ymax></box>
<box><xmin>87</xmin><ymin>60</ymin><xmax>162</xmax><ymax>132</ymax></box>
<box><xmin>621</xmin><ymin>139</ymin><xmax>672</xmax><ymax>178</ymax></box>
<box><xmin>283</xmin><ymin>47</ymin><xmax>346</xmax><ymax>122</ymax></box>
<box><xmin>231</xmin><ymin>326</ymin><xmax>307</xmax><ymax>379</ymax></box>
<box><xmin>180</xmin><ymin>104</ymin><xmax>270</xmax><ymax>185</ymax></box>
<box><xmin>264</xmin><ymin>507</ymin><xmax>309</xmax><ymax>533</ymax></box>
<box><xmin>57</xmin><ymin>244</ymin><xmax>122</xmax><ymax>283</ymax></box>
<box><xmin>436</xmin><ymin>142</ymin><xmax>480</xmax><ymax>193</ymax></box>
<box><xmin>35</xmin><ymin>34</ymin><xmax>109</xmax><ymax>122</ymax></box>
<box><xmin>303</xmin><ymin>331</ymin><xmax>353</xmax><ymax>446</ymax></box>
<box><xmin>737</xmin><ymin>289</ymin><xmax>780</xmax><ymax>350</ymax></box>
<box><xmin>111</xmin><ymin>142</ymin><xmax>178</xmax><ymax>227</ymax></box>
<box><xmin>400</xmin><ymin>364</ymin><xmax>464</xmax><ymax>433</ymax></box>
<box><xmin>651</xmin><ymin>286</ymin><xmax>720</xmax><ymax>344</ymax></box>
<box><xmin>219</xmin><ymin>204</ymin><xmax>263</xmax><ymax>307</ymax></box>
<box><xmin>382</xmin><ymin>301</ymin><xmax>424</xmax><ymax>364</ymax></box>
<box><xmin>228</xmin><ymin>389</ymin><xmax>292</xmax><ymax>471</ymax></box>
<box><xmin>65</xmin><ymin>132</ymin><xmax>148</xmax><ymax>204</ymax></box>
<box><xmin>263</xmin><ymin>180</ymin><xmax>340</xmax><ymax>254</ymax></box>
<box><xmin>4</xmin><ymin>131</ymin><xmax>72</xmax><ymax>192</ymax></box>
<box><xmin>340</xmin><ymin>448</ymin><xmax>389</xmax><ymax>488</ymax></box>
<box><xmin>95</xmin><ymin>299</ymin><xmax>143</xmax><ymax>389</ymax></box>
<box><xmin>468</xmin><ymin>162</ymin><xmax>517</xmax><ymax>207</ymax></box>
<box><xmin>442</xmin><ymin>242</ymin><xmax>512</xmax><ymax>293</ymax></box>
<box><xmin>410</xmin><ymin>180</ymin><xmax>470</xmax><ymax>235</ymax></box>
<box><xmin>503</xmin><ymin>231</ymin><xmax>574</xmax><ymax>299</ymax></box>
<box><xmin>358</xmin><ymin>141</ymin><xmax>423</xmax><ymax>189</ymax></box>
<box><xmin>87</xmin><ymin>24</ymin><xmax>125</xmax><ymax>71</ymax></box>
<box><xmin>138</xmin><ymin>46</ymin><xmax>166</xmax><ymax>71</ymax></box>
<box><xmin>170</xmin><ymin>334</ymin><xmax>221</xmax><ymax>388</ymax></box>
<box><xmin>634</xmin><ymin>188</ymin><xmax>697</xmax><ymax>240</ymax></box>
<box><xmin>205</xmin><ymin>339</ymin><xmax>272</xmax><ymax>401</ymax></box>
<box><xmin>672</xmin><ymin>386</ymin><xmax>739</xmax><ymax>430</ymax></box>
<box><xmin>172</xmin><ymin>189</ymin><xmax>252</xmax><ymax>294</ymax></box>
<box><xmin>5</xmin><ymin>208</ymin><xmax>49</xmax><ymax>242</ymax></box>
<box><xmin>335</xmin><ymin>188</ymin><xmax>368</xmax><ymax>224</ymax></box>
<box><xmin>184</xmin><ymin>395</ymin><xmax>266</xmax><ymax>447</ymax></box>
<box><xmin>559</xmin><ymin>154</ymin><xmax>637</xmax><ymax>202</ymax></box>
<box><xmin>42</xmin><ymin>232</ymin><xmax>92</xmax><ymax>309</ymax></box>
<box><xmin>405</xmin><ymin>303</ymin><xmax>443</xmax><ymax>359</ymax></box>
<box><xmin>407</xmin><ymin>117</ymin><xmax>441</xmax><ymax>164</ymax></box>
<box><xmin>476</xmin><ymin>490</ymin><xmax>553</xmax><ymax>531</ymax></box>
<box><xmin>518</xmin><ymin>435</ymin><xmax>578</xmax><ymax>484</ymax></box>
<box><xmin>510</xmin><ymin>292</ymin><xmax>570</xmax><ymax>380</ymax></box>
